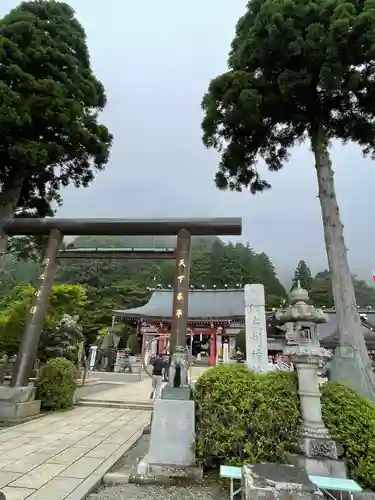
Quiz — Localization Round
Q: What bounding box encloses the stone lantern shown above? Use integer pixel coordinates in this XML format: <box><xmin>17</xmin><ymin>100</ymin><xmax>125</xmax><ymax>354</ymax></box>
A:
<box><xmin>276</xmin><ymin>282</ymin><xmax>347</xmax><ymax>478</ymax></box>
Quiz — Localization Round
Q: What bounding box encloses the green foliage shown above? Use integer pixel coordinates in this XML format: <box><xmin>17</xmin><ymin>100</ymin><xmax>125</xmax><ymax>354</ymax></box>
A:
<box><xmin>292</xmin><ymin>261</ymin><xmax>312</xmax><ymax>291</ymax></box>
<box><xmin>80</xmin><ymin>281</ymin><xmax>150</xmax><ymax>344</ymax></box>
<box><xmin>194</xmin><ymin>365</ymin><xmax>300</xmax><ymax>467</ymax></box>
<box><xmin>310</xmin><ymin>270</ymin><xmax>334</xmax><ymax>308</ymax></box>
<box><xmin>36</xmin><ymin>357</ymin><xmax>77</xmax><ymax>410</ymax></box>
<box><xmin>56</xmin><ymin>236</ymin><xmax>287</xmax><ymax>299</ymax></box>
<box><xmin>321</xmin><ymin>382</ymin><xmax>375</xmax><ymax>490</ymax></box>
<box><xmin>195</xmin><ymin>367</ymin><xmax>375</xmax><ymax>490</ymax></box>
<box><xmin>201</xmin><ymin>0</ymin><xmax>375</xmax><ymax>192</ymax></box>
<box><xmin>309</xmin><ymin>270</ymin><xmax>375</xmax><ymax>308</ymax></box>
<box><xmin>0</xmin><ymin>0</ymin><xmax>112</xmax><ymax>226</ymax></box>
<box><xmin>0</xmin><ymin>284</ymin><xmax>87</xmax><ymax>357</ymax></box>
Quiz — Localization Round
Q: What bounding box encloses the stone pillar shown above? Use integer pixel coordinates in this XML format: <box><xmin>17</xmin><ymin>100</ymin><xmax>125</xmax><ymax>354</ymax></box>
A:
<box><xmin>223</xmin><ymin>341</ymin><xmax>229</xmax><ymax>364</ymax></box>
<box><xmin>216</xmin><ymin>329</ymin><xmax>222</xmax><ymax>363</ymax></box>
<box><xmin>295</xmin><ymin>360</ymin><xmax>325</xmax><ymax>429</ymax></box>
<box><xmin>12</xmin><ymin>229</ymin><xmax>63</xmax><ymax>387</ymax></box>
<box><xmin>244</xmin><ymin>284</ymin><xmax>268</xmax><ymax>372</ymax></box>
<box><xmin>169</xmin><ymin>229</ymin><xmax>191</xmax><ymax>354</ymax></box>
<box><xmin>209</xmin><ymin>328</ymin><xmax>216</xmax><ymax>366</ymax></box>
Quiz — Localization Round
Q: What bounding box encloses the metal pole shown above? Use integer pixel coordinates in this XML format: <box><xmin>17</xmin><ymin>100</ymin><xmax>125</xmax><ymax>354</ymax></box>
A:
<box><xmin>11</xmin><ymin>229</ymin><xmax>63</xmax><ymax>387</ymax></box>
<box><xmin>169</xmin><ymin>229</ymin><xmax>191</xmax><ymax>354</ymax></box>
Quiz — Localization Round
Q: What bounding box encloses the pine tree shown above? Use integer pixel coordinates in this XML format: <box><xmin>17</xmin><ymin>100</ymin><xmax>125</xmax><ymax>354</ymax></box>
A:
<box><xmin>291</xmin><ymin>260</ymin><xmax>313</xmax><ymax>291</ymax></box>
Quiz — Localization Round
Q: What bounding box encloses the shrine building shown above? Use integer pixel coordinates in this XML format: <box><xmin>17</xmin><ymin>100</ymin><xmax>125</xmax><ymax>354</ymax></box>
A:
<box><xmin>113</xmin><ymin>288</ymin><xmax>375</xmax><ymax>365</ymax></box>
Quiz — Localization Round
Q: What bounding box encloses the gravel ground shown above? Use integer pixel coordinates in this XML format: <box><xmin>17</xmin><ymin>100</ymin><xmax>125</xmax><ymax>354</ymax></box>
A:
<box><xmin>88</xmin><ymin>483</ymin><xmax>227</xmax><ymax>500</ymax></box>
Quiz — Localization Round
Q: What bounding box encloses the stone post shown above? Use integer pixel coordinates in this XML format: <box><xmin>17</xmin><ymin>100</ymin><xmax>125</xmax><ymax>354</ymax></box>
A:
<box><xmin>244</xmin><ymin>284</ymin><xmax>268</xmax><ymax>372</ymax></box>
<box><xmin>12</xmin><ymin>229</ymin><xmax>63</xmax><ymax>387</ymax></box>
<box><xmin>169</xmin><ymin>229</ymin><xmax>191</xmax><ymax>354</ymax></box>
<box><xmin>89</xmin><ymin>346</ymin><xmax>98</xmax><ymax>371</ymax></box>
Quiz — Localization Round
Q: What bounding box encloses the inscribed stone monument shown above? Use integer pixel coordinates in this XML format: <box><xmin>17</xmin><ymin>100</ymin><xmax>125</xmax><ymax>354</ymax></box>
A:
<box><xmin>244</xmin><ymin>284</ymin><xmax>268</xmax><ymax>372</ymax></box>
<box><xmin>145</xmin><ymin>399</ymin><xmax>195</xmax><ymax>466</ymax></box>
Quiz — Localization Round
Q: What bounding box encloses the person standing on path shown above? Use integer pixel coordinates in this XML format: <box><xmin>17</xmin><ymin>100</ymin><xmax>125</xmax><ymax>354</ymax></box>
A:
<box><xmin>150</xmin><ymin>352</ymin><xmax>164</xmax><ymax>400</ymax></box>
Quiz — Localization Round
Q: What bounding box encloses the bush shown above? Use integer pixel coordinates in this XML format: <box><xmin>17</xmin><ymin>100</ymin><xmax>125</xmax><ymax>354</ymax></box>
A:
<box><xmin>194</xmin><ymin>365</ymin><xmax>375</xmax><ymax>491</ymax></box>
<box><xmin>36</xmin><ymin>357</ymin><xmax>77</xmax><ymax>410</ymax></box>
<box><xmin>321</xmin><ymin>382</ymin><xmax>375</xmax><ymax>490</ymax></box>
<box><xmin>194</xmin><ymin>364</ymin><xmax>301</xmax><ymax>467</ymax></box>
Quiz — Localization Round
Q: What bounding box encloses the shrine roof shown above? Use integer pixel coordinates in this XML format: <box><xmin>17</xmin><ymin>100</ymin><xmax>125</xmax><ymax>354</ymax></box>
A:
<box><xmin>113</xmin><ymin>288</ymin><xmax>246</xmax><ymax>321</ymax></box>
<box><xmin>319</xmin><ymin>313</ymin><xmax>375</xmax><ymax>345</ymax></box>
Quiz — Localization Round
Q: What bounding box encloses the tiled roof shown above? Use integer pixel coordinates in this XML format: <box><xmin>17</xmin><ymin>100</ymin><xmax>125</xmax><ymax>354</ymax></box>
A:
<box><xmin>113</xmin><ymin>289</ymin><xmax>245</xmax><ymax>320</ymax></box>
<box><xmin>113</xmin><ymin>289</ymin><xmax>375</xmax><ymax>339</ymax></box>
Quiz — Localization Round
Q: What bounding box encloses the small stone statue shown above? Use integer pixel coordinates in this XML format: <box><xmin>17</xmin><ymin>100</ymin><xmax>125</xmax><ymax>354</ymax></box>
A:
<box><xmin>94</xmin><ymin>328</ymin><xmax>119</xmax><ymax>372</ymax></box>
<box><xmin>168</xmin><ymin>346</ymin><xmax>189</xmax><ymax>388</ymax></box>
<box><xmin>40</xmin><ymin>314</ymin><xmax>84</xmax><ymax>367</ymax></box>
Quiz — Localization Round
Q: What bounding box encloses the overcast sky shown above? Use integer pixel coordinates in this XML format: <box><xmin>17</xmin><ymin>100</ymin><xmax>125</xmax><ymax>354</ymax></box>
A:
<box><xmin>2</xmin><ymin>0</ymin><xmax>374</xmax><ymax>282</ymax></box>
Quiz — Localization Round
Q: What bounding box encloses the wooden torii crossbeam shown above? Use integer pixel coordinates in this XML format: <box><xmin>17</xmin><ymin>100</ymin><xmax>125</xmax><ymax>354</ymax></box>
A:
<box><xmin>58</xmin><ymin>247</ymin><xmax>176</xmax><ymax>259</ymax></box>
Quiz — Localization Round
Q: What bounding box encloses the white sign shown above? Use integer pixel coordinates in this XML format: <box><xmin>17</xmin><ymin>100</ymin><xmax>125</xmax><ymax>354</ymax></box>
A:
<box><xmin>244</xmin><ymin>284</ymin><xmax>268</xmax><ymax>372</ymax></box>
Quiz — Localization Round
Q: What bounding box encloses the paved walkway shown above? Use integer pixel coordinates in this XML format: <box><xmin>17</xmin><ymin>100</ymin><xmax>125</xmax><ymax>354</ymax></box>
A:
<box><xmin>82</xmin><ymin>366</ymin><xmax>209</xmax><ymax>404</ymax></box>
<box><xmin>0</xmin><ymin>366</ymin><xmax>209</xmax><ymax>499</ymax></box>
<box><xmin>81</xmin><ymin>378</ymin><xmax>151</xmax><ymax>403</ymax></box>
<box><xmin>0</xmin><ymin>406</ymin><xmax>150</xmax><ymax>500</ymax></box>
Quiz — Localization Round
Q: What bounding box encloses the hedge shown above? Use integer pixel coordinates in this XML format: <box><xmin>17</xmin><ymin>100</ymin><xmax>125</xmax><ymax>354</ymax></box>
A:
<box><xmin>321</xmin><ymin>382</ymin><xmax>375</xmax><ymax>490</ymax></box>
<box><xmin>36</xmin><ymin>357</ymin><xmax>77</xmax><ymax>410</ymax></box>
<box><xmin>194</xmin><ymin>364</ymin><xmax>375</xmax><ymax>490</ymax></box>
<box><xmin>194</xmin><ymin>364</ymin><xmax>300</xmax><ymax>467</ymax></box>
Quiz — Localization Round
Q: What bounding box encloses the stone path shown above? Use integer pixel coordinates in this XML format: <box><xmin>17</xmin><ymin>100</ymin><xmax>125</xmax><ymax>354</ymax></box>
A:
<box><xmin>81</xmin><ymin>378</ymin><xmax>151</xmax><ymax>404</ymax></box>
<box><xmin>0</xmin><ymin>406</ymin><xmax>151</xmax><ymax>500</ymax></box>
<box><xmin>81</xmin><ymin>367</ymin><xmax>208</xmax><ymax>404</ymax></box>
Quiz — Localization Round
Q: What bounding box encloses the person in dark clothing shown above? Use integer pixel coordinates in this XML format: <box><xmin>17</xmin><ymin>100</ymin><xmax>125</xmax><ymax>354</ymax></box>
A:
<box><xmin>150</xmin><ymin>353</ymin><xmax>165</xmax><ymax>399</ymax></box>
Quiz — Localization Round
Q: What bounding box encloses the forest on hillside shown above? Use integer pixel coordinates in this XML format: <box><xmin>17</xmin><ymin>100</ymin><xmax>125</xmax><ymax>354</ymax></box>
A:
<box><xmin>2</xmin><ymin>239</ymin><xmax>375</xmax><ymax>352</ymax></box>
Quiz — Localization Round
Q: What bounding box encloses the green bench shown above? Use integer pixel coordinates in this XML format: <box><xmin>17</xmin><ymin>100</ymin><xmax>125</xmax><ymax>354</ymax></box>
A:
<box><xmin>309</xmin><ymin>475</ymin><xmax>362</xmax><ymax>500</ymax></box>
<box><xmin>220</xmin><ymin>467</ymin><xmax>363</xmax><ymax>500</ymax></box>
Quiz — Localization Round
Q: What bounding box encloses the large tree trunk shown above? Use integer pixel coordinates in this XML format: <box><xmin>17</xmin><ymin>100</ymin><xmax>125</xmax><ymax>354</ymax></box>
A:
<box><xmin>0</xmin><ymin>181</ymin><xmax>22</xmax><ymax>270</ymax></box>
<box><xmin>311</xmin><ymin>125</ymin><xmax>375</xmax><ymax>401</ymax></box>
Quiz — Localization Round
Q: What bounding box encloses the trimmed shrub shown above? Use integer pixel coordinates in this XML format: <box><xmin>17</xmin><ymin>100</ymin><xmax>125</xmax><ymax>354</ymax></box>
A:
<box><xmin>194</xmin><ymin>364</ymin><xmax>301</xmax><ymax>467</ymax></box>
<box><xmin>321</xmin><ymin>382</ymin><xmax>375</xmax><ymax>490</ymax></box>
<box><xmin>36</xmin><ymin>357</ymin><xmax>77</xmax><ymax>410</ymax></box>
<box><xmin>195</xmin><ymin>365</ymin><xmax>375</xmax><ymax>491</ymax></box>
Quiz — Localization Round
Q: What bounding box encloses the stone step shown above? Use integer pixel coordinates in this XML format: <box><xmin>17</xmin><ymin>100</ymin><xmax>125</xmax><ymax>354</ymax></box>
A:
<box><xmin>77</xmin><ymin>400</ymin><xmax>153</xmax><ymax>411</ymax></box>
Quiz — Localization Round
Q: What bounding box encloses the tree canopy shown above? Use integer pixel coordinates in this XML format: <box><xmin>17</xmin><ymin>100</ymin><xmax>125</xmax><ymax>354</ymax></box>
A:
<box><xmin>0</xmin><ymin>0</ymin><xmax>112</xmax><ymax>223</ymax></box>
<box><xmin>201</xmin><ymin>0</ymin><xmax>375</xmax><ymax>399</ymax></box>
<box><xmin>292</xmin><ymin>260</ymin><xmax>313</xmax><ymax>291</ymax></box>
<box><xmin>201</xmin><ymin>0</ymin><xmax>375</xmax><ymax>192</ymax></box>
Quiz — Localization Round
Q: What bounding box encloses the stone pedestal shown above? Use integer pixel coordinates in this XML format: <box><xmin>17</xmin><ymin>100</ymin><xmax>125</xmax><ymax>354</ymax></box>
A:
<box><xmin>243</xmin><ymin>463</ymin><xmax>323</xmax><ymax>500</ymax></box>
<box><xmin>286</xmin><ymin>347</ymin><xmax>346</xmax><ymax>478</ymax></box>
<box><xmin>0</xmin><ymin>386</ymin><xmax>41</xmax><ymax>423</ymax></box>
<box><xmin>146</xmin><ymin>398</ymin><xmax>195</xmax><ymax>466</ymax></box>
<box><xmin>132</xmin><ymin>397</ymin><xmax>201</xmax><ymax>484</ymax></box>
